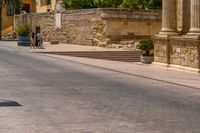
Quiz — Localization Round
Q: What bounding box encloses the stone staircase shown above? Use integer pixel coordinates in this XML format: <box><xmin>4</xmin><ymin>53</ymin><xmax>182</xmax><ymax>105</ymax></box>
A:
<box><xmin>40</xmin><ymin>51</ymin><xmax>141</xmax><ymax>62</ymax></box>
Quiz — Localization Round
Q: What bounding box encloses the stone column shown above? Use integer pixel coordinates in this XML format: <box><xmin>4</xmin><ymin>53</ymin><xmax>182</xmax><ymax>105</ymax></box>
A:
<box><xmin>36</xmin><ymin>0</ymin><xmax>41</xmax><ymax>6</ymax></box>
<box><xmin>177</xmin><ymin>0</ymin><xmax>183</xmax><ymax>32</ymax></box>
<box><xmin>189</xmin><ymin>0</ymin><xmax>200</xmax><ymax>35</ymax></box>
<box><xmin>180</xmin><ymin>0</ymin><xmax>191</xmax><ymax>34</ymax></box>
<box><xmin>159</xmin><ymin>0</ymin><xmax>178</xmax><ymax>35</ymax></box>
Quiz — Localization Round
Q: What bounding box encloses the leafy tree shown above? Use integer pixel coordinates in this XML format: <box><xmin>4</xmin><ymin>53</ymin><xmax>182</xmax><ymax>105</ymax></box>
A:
<box><xmin>0</xmin><ymin>0</ymin><xmax>23</xmax><ymax>40</ymax></box>
<box><xmin>120</xmin><ymin>0</ymin><xmax>161</xmax><ymax>9</ymax></box>
<box><xmin>62</xmin><ymin>0</ymin><xmax>94</xmax><ymax>9</ymax></box>
<box><xmin>93</xmin><ymin>0</ymin><xmax>123</xmax><ymax>8</ymax></box>
<box><xmin>119</xmin><ymin>0</ymin><xmax>139</xmax><ymax>9</ymax></box>
<box><xmin>62</xmin><ymin>0</ymin><xmax>162</xmax><ymax>9</ymax></box>
<box><xmin>148</xmin><ymin>0</ymin><xmax>162</xmax><ymax>9</ymax></box>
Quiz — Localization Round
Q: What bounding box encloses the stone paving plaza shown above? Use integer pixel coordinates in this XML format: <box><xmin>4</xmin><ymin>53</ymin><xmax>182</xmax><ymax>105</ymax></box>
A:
<box><xmin>1</xmin><ymin>0</ymin><xmax>200</xmax><ymax>132</ymax></box>
<box><xmin>0</xmin><ymin>41</ymin><xmax>199</xmax><ymax>133</ymax></box>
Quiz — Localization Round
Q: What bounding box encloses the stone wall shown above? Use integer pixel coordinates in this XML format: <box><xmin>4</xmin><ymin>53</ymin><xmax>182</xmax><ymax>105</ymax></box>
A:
<box><xmin>154</xmin><ymin>36</ymin><xmax>200</xmax><ymax>69</ymax></box>
<box><xmin>15</xmin><ymin>10</ymin><xmax>96</xmax><ymax>45</ymax></box>
<box><xmin>61</xmin><ymin>13</ymin><xmax>96</xmax><ymax>45</ymax></box>
<box><xmin>154</xmin><ymin>0</ymin><xmax>200</xmax><ymax>71</ymax></box>
<box><xmin>92</xmin><ymin>9</ymin><xmax>162</xmax><ymax>48</ymax></box>
<box><xmin>14</xmin><ymin>8</ymin><xmax>162</xmax><ymax>47</ymax></box>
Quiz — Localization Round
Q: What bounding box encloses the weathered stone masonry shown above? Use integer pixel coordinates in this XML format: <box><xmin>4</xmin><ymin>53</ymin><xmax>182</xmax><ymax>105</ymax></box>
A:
<box><xmin>15</xmin><ymin>10</ymin><xmax>96</xmax><ymax>45</ymax></box>
<box><xmin>93</xmin><ymin>9</ymin><xmax>161</xmax><ymax>47</ymax></box>
<box><xmin>154</xmin><ymin>37</ymin><xmax>200</xmax><ymax>68</ymax></box>
<box><xmin>155</xmin><ymin>0</ymin><xmax>200</xmax><ymax>71</ymax></box>
<box><xmin>15</xmin><ymin>8</ymin><xmax>161</xmax><ymax>47</ymax></box>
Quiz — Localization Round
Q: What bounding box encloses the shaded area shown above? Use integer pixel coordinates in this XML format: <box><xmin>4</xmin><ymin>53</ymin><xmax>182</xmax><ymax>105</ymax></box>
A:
<box><xmin>39</xmin><ymin>51</ymin><xmax>141</xmax><ymax>62</ymax></box>
<box><xmin>0</xmin><ymin>99</ymin><xmax>22</xmax><ymax>107</ymax></box>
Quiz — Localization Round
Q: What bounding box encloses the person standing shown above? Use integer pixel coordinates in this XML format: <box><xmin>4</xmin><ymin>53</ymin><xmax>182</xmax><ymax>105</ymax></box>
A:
<box><xmin>30</xmin><ymin>32</ymin><xmax>35</xmax><ymax>49</ymax></box>
<box><xmin>37</xmin><ymin>33</ymin><xmax>44</xmax><ymax>49</ymax></box>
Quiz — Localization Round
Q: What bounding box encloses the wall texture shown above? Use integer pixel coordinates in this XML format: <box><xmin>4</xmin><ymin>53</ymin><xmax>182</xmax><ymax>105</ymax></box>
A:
<box><xmin>154</xmin><ymin>36</ymin><xmax>200</xmax><ymax>70</ymax></box>
<box><xmin>15</xmin><ymin>10</ymin><xmax>96</xmax><ymax>45</ymax></box>
<box><xmin>1</xmin><ymin>0</ymin><xmax>36</xmax><ymax>36</ymax></box>
<box><xmin>2</xmin><ymin>8</ymin><xmax>14</xmax><ymax>33</ymax></box>
<box><xmin>14</xmin><ymin>8</ymin><xmax>162</xmax><ymax>47</ymax></box>
<box><xmin>93</xmin><ymin>9</ymin><xmax>162</xmax><ymax>47</ymax></box>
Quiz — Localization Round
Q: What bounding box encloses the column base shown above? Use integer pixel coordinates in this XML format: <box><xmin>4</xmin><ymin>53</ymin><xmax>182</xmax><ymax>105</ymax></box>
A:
<box><xmin>156</xmin><ymin>31</ymin><xmax>178</xmax><ymax>38</ymax></box>
<box><xmin>187</xmin><ymin>32</ymin><xmax>200</xmax><ymax>37</ymax></box>
<box><xmin>188</xmin><ymin>28</ymin><xmax>200</xmax><ymax>36</ymax></box>
<box><xmin>158</xmin><ymin>28</ymin><xmax>178</xmax><ymax>36</ymax></box>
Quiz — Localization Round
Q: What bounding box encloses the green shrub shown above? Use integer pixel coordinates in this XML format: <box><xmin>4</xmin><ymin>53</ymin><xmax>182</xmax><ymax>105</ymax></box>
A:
<box><xmin>120</xmin><ymin>0</ymin><xmax>162</xmax><ymax>9</ymax></box>
<box><xmin>62</xmin><ymin>0</ymin><xmax>95</xmax><ymax>9</ymax></box>
<box><xmin>61</xmin><ymin>0</ymin><xmax>161</xmax><ymax>9</ymax></box>
<box><xmin>136</xmin><ymin>39</ymin><xmax>154</xmax><ymax>55</ymax></box>
<box><xmin>94</xmin><ymin>0</ymin><xmax>123</xmax><ymax>8</ymax></box>
<box><xmin>17</xmin><ymin>24</ymin><xmax>30</xmax><ymax>37</ymax></box>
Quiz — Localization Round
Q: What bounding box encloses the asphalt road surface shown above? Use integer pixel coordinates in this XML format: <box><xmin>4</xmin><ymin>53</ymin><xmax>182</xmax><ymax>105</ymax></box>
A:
<box><xmin>0</xmin><ymin>44</ymin><xmax>200</xmax><ymax>133</ymax></box>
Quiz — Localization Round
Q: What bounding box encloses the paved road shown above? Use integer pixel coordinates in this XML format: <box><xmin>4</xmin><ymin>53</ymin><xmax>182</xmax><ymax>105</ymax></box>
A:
<box><xmin>0</xmin><ymin>45</ymin><xmax>200</xmax><ymax>133</ymax></box>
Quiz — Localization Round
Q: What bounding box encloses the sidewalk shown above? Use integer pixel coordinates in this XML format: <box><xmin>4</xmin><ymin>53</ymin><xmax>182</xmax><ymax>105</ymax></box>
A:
<box><xmin>0</xmin><ymin>41</ymin><xmax>130</xmax><ymax>52</ymax></box>
<box><xmin>0</xmin><ymin>41</ymin><xmax>200</xmax><ymax>89</ymax></box>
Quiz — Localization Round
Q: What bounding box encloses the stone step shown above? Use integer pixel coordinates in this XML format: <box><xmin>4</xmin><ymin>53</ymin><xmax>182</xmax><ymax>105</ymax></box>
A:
<box><xmin>39</xmin><ymin>51</ymin><xmax>141</xmax><ymax>62</ymax></box>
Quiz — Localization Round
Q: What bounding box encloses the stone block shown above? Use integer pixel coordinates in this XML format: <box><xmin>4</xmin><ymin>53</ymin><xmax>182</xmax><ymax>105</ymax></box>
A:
<box><xmin>180</xmin><ymin>59</ymin><xmax>188</xmax><ymax>66</ymax></box>
<box><xmin>154</xmin><ymin>57</ymin><xmax>159</xmax><ymax>61</ymax></box>
<box><xmin>161</xmin><ymin>58</ymin><xmax>167</xmax><ymax>63</ymax></box>
<box><xmin>161</xmin><ymin>46</ymin><xmax>167</xmax><ymax>51</ymax></box>
<box><xmin>176</xmin><ymin>48</ymin><xmax>181</xmax><ymax>53</ymax></box>
<box><xmin>188</xmin><ymin>54</ymin><xmax>194</xmax><ymax>61</ymax></box>
<box><xmin>50</xmin><ymin>40</ymin><xmax>59</xmax><ymax>45</ymax></box>
<box><xmin>172</xmin><ymin>59</ymin><xmax>181</xmax><ymax>65</ymax></box>
<box><xmin>180</xmin><ymin>54</ymin><xmax>186</xmax><ymax>59</ymax></box>
<box><xmin>181</xmin><ymin>48</ymin><xmax>188</xmax><ymax>53</ymax></box>
<box><xmin>190</xmin><ymin>62</ymin><xmax>198</xmax><ymax>68</ymax></box>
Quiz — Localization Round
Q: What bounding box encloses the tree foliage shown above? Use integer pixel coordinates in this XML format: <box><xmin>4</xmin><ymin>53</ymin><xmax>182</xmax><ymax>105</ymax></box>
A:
<box><xmin>62</xmin><ymin>0</ymin><xmax>162</xmax><ymax>9</ymax></box>
<box><xmin>62</xmin><ymin>0</ymin><xmax>95</xmax><ymax>9</ymax></box>
<box><xmin>120</xmin><ymin>0</ymin><xmax>162</xmax><ymax>9</ymax></box>
<box><xmin>93</xmin><ymin>0</ymin><xmax>123</xmax><ymax>8</ymax></box>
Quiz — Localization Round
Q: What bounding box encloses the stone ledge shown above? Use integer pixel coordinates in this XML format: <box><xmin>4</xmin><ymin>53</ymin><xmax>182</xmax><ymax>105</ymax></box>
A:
<box><xmin>100</xmin><ymin>8</ymin><xmax>162</xmax><ymax>21</ymax></box>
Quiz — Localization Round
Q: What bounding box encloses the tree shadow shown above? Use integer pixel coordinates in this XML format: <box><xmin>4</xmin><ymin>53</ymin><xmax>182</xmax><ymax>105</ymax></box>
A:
<box><xmin>0</xmin><ymin>99</ymin><xmax>22</xmax><ymax>107</ymax></box>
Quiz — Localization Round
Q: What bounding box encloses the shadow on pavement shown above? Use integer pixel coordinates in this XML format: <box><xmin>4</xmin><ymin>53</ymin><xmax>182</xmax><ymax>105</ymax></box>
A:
<box><xmin>0</xmin><ymin>99</ymin><xmax>22</xmax><ymax>107</ymax></box>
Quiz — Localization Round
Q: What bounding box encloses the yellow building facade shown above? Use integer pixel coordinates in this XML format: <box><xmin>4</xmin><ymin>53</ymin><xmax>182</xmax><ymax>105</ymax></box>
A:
<box><xmin>2</xmin><ymin>0</ymin><xmax>36</xmax><ymax>35</ymax></box>
<box><xmin>2</xmin><ymin>0</ymin><xmax>60</xmax><ymax>35</ymax></box>
<box><xmin>36</xmin><ymin>0</ymin><xmax>58</xmax><ymax>13</ymax></box>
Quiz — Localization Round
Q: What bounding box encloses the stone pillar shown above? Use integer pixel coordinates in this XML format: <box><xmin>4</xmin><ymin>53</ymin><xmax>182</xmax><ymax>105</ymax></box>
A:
<box><xmin>177</xmin><ymin>0</ymin><xmax>183</xmax><ymax>32</ymax></box>
<box><xmin>36</xmin><ymin>0</ymin><xmax>41</xmax><ymax>6</ymax></box>
<box><xmin>189</xmin><ymin>0</ymin><xmax>200</xmax><ymax>35</ymax></box>
<box><xmin>159</xmin><ymin>0</ymin><xmax>178</xmax><ymax>35</ymax></box>
<box><xmin>180</xmin><ymin>0</ymin><xmax>191</xmax><ymax>34</ymax></box>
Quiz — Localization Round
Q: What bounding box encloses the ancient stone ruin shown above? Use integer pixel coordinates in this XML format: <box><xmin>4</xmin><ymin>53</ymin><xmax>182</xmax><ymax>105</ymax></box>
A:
<box><xmin>14</xmin><ymin>8</ymin><xmax>161</xmax><ymax>49</ymax></box>
<box><xmin>154</xmin><ymin>0</ymin><xmax>200</xmax><ymax>72</ymax></box>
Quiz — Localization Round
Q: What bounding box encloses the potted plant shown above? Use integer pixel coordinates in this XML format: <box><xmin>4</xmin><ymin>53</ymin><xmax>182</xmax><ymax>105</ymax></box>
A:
<box><xmin>136</xmin><ymin>39</ymin><xmax>154</xmax><ymax>64</ymax></box>
<box><xmin>17</xmin><ymin>24</ymin><xmax>31</xmax><ymax>46</ymax></box>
